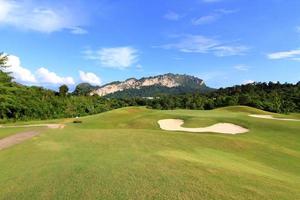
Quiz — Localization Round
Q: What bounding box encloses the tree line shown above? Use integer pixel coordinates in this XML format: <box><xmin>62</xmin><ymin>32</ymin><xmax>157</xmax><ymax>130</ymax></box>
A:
<box><xmin>1</xmin><ymin>53</ymin><xmax>300</xmax><ymax>122</ymax></box>
<box><xmin>146</xmin><ymin>82</ymin><xmax>300</xmax><ymax>113</ymax></box>
<box><xmin>0</xmin><ymin>54</ymin><xmax>134</xmax><ymax>122</ymax></box>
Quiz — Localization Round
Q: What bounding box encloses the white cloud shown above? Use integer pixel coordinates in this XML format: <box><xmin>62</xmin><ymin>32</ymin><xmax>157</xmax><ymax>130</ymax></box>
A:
<box><xmin>192</xmin><ymin>9</ymin><xmax>237</xmax><ymax>26</ymax></box>
<box><xmin>213</xmin><ymin>46</ymin><xmax>248</xmax><ymax>57</ymax></box>
<box><xmin>83</xmin><ymin>49</ymin><xmax>99</xmax><ymax>60</ymax></box>
<box><xmin>202</xmin><ymin>0</ymin><xmax>222</xmax><ymax>3</ymax></box>
<box><xmin>5</xmin><ymin>55</ymin><xmax>37</xmax><ymax>83</ymax></box>
<box><xmin>84</xmin><ymin>47</ymin><xmax>139</xmax><ymax>69</ymax></box>
<box><xmin>79</xmin><ymin>71</ymin><xmax>101</xmax><ymax>85</ymax></box>
<box><xmin>158</xmin><ymin>35</ymin><xmax>248</xmax><ymax>57</ymax></box>
<box><xmin>164</xmin><ymin>11</ymin><xmax>181</xmax><ymax>21</ymax></box>
<box><xmin>234</xmin><ymin>64</ymin><xmax>249</xmax><ymax>71</ymax></box>
<box><xmin>135</xmin><ymin>64</ymin><xmax>143</xmax><ymax>71</ymax></box>
<box><xmin>159</xmin><ymin>35</ymin><xmax>219</xmax><ymax>53</ymax></box>
<box><xmin>215</xmin><ymin>9</ymin><xmax>237</xmax><ymax>14</ymax></box>
<box><xmin>291</xmin><ymin>57</ymin><xmax>300</xmax><ymax>61</ymax></box>
<box><xmin>0</xmin><ymin>0</ymin><xmax>14</xmax><ymax>21</ymax></box>
<box><xmin>198</xmin><ymin>71</ymin><xmax>226</xmax><ymax>81</ymax></box>
<box><xmin>70</xmin><ymin>26</ymin><xmax>88</xmax><ymax>35</ymax></box>
<box><xmin>4</xmin><ymin>54</ymin><xmax>75</xmax><ymax>86</ymax></box>
<box><xmin>173</xmin><ymin>57</ymin><xmax>184</xmax><ymax>60</ymax></box>
<box><xmin>267</xmin><ymin>49</ymin><xmax>300</xmax><ymax>60</ymax></box>
<box><xmin>243</xmin><ymin>80</ymin><xmax>255</xmax><ymax>84</ymax></box>
<box><xmin>192</xmin><ymin>15</ymin><xmax>218</xmax><ymax>25</ymax></box>
<box><xmin>136</xmin><ymin>64</ymin><xmax>143</xmax><ymax>69</ymax></box>
<box><xmin>0</xmin><ymin>0</ymin><xmax>86</xmax><ymax>34</ymax></box>
<box><xmin>36</xmin><ymin>68</ymin><xmax>75</xmax><ymax>85</ymax></box>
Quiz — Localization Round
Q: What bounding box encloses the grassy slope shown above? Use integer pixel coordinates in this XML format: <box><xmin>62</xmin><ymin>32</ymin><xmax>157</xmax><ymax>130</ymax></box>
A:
<box><xmin>0</xmin><ymin>106</ymin><xmax>299</xmax><ymax>200</ymax></box>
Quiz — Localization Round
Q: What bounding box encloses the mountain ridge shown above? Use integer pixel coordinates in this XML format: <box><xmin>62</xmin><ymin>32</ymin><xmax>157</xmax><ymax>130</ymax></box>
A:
<box><xmin>90</xmin><ymin>73</ymin><xmax>213</xmax><ymax>97</ymax></box>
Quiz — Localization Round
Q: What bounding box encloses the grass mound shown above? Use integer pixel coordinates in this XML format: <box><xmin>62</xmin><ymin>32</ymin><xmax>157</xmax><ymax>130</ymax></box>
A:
<box><xmin>215</xmin><ymin>105</ymin><xmax>272</xmax><ymax>114</ymax></box>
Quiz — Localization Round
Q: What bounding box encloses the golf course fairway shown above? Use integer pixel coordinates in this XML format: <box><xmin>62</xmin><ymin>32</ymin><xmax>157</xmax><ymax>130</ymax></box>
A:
<box><xmin>0</xmin><ymin>106</ymin><xmax>299</xmax><ymax>200</ymax></box>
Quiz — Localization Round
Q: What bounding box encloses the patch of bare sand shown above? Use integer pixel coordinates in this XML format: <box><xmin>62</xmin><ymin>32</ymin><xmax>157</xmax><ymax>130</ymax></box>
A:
<box><xmin>158</xmin><ymin>119</ymin><xmax>248</xmax><ymax>134</ymax></box>
<box><xmin>0</xmin><ymin>124</ymin><xmax>65</xmax><ymax>150</ymax></box>
<box><xmin>0</xmin><ymin>124</ymin><xmax>65</xmax><ymax>129</ymax></box>
<box><xmin>0</xmin><ymin>131</ymin><xmax>40</xmax><ymax>150</ymax></box>
<box><xmin>249</xmin><ymin>115</ymin><xmax>300</xmax><ymax>121</ymax></box>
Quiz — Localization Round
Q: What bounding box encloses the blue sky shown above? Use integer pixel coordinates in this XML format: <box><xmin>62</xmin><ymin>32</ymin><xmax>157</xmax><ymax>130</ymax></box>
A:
<box><xmin>1</xmin><ymin>0</ymin><xmax>300</xmax><ymax>89</ymax></box>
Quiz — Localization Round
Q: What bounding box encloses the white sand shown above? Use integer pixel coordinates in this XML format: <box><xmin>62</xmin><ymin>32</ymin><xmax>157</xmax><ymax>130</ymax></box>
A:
<box><xmin>249</xmin><ymin>115</ymin><xmax>300</xmax><ymax>121</ymax></box>
<box><xmin>158</xmin><ymin>119</ymin><xmax>249</xmax><ymax>134</ymax></box>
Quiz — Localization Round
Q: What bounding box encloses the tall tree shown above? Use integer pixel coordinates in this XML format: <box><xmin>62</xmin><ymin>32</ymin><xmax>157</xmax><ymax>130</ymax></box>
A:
<box><xmin>0</xmin><ymin>53</ymin><xmax>12</xmax><ymax>83</ymax></box>
<box><xmin>59</xmin><ymin>85</ymin><xmax>69</xmax><ymax>96</ymax></box>
<box><xmin>0</xmin><ymin>53</ymin><xmax>8</xmax><ymax>68</ymax></box>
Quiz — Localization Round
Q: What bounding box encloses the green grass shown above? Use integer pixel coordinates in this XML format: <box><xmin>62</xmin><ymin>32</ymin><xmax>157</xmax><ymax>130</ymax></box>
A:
<box><xmin>0</xmin><ymin>106</ymin><xmax>299</xmax><ymax>200</ymax></box>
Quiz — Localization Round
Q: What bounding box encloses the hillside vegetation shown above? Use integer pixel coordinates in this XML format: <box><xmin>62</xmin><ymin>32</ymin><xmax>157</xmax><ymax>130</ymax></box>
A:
<box><xmin>147</xmin><ymin>82</ymin><xmax>300</xmax><ymax>113</ymax></box>
<box><xmin>1</xmin><ymin>53</ymin><xmax>299</xmax><ymax>122</ymax></box>
<box><xmin>0</xmin><ymin>106</ymin><xmax>299</xmax><ymax>199</ymax></box>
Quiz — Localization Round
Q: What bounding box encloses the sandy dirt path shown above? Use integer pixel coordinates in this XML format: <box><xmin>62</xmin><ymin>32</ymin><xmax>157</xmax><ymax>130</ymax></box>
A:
<box><xmin>158</xmin><ymin>119</ymin><xmax>249</xmax><ymax>134</ymax></box>
<box><xmin>0</xmin><ymin>124</ymin><xmax>65</xmax><ymax>129</ymax></box>
<box><xmin>249</xmin><ymin>115</ymin><xmax>300</xmax><ymax>121</ymax></box>
<box><xmin>0</xmin><ymin>124</ymin><xmax>65</xmax><ymax>150</ymax></box>
<box><xmin>0</xmin><ymin>131</ymin><xmax>40</xmax><ymax>150</ymax></box>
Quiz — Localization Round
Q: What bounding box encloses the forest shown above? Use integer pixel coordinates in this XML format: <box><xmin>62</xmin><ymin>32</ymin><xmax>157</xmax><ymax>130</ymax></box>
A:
<box><xmin>146</xmin><ymin>82</ymin><xmax>300</xmax><ymax>113</ymax></box>
<box><xmin>1</xmin><ymin>53</ymin><xmax>300</xmax><ymax>122</ymax></box>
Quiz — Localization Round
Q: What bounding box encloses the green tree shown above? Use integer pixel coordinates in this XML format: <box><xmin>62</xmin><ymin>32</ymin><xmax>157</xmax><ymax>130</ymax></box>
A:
<box><xmin>0</xmin><ymin>53</ymin><xmax>8</xmax><ymax>67</ymax></box>
<box><xmin>0</xmin><ymin>53</ymin><xmax>13</xmax><ymax>83</ymax></box>
<box><xmin>73</xmin><ymin>83</ymin><xmax>95</xmax><ymax>96</ymax></box>
<box><xmin>59</xmin><ymin>85</ymin><xmax>69</xmax><ymax>96</ymax></box>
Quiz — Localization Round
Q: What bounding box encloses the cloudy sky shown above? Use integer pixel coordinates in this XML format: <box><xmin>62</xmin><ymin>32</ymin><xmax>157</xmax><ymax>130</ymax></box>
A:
<box><xmin>1</xmin><ymin>0</ymin><xmax>300</xmax><ymax>89</ymax></box>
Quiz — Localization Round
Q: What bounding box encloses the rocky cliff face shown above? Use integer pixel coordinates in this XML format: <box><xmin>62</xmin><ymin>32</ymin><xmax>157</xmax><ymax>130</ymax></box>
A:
<box><xmin>90</xmin><ymin>73</ymin><xmax>205</xmax><ymax>96</ymax></box>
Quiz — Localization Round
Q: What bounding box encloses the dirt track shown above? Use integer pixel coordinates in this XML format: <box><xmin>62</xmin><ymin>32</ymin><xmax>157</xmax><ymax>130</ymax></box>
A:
<box><xmin>0</xmin><ymin>124</ymin><xmax>65</xmax><ymax>129</ymax></box>
<box><xmin>0</xmin><ymin>124</ymin><xmax>65</xmax><ymax>150</ymax></box>
<box><xmin>0</xmin><ymin>131</ymin><xmax>40</xmax><ymax>150</ymax></box>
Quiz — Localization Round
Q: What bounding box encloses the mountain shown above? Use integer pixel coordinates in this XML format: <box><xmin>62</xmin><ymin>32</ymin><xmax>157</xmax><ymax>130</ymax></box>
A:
<box><xmin>90</xmin><ymin>73</ymin><xmax>214</xmax><ymax>98</ymax></box>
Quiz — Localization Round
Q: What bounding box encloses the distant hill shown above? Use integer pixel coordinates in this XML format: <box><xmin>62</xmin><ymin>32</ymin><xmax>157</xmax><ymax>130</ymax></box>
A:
<box><xmin>90</xmin><ymin>73</ymin><xmax>214</xmax><ymax>98</ymax></box>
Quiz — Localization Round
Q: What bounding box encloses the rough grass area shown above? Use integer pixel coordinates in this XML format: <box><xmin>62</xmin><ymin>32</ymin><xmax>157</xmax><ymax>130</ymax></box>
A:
<box><xmin>0</xmin><ymin>106</ymin><xmax>299</xmax><ymax>200</ymax></box>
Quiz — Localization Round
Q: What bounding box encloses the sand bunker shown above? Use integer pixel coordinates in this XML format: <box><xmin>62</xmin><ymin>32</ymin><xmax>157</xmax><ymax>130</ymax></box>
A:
<box><xmin>249</xmin><ymin>115</ymin><xmax>300</xmax><ymax>122</ymax></box>
<box><xmin>158</xmin><ymin>119</ymin><xmax>249</xmax><ymax>134</ymax></box>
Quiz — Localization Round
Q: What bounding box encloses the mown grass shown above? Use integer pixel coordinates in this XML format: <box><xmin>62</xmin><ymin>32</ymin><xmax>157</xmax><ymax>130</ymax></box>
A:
<box><xmin>0</xmin><ymin>106</ymin><xmax>299</xmax><ymax>200</ymax></box>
